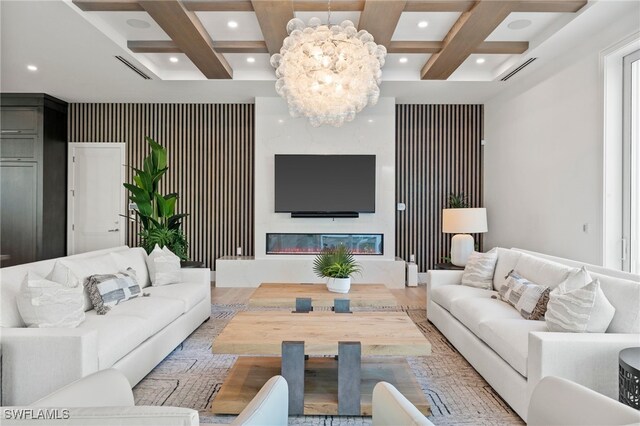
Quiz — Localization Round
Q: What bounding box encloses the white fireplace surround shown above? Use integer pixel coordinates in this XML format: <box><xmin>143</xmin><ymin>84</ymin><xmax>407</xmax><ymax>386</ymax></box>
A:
<box><xmin>215</xmin><ymin>97</ymin><xmax>406</xmax><ymax>288</ymax></box>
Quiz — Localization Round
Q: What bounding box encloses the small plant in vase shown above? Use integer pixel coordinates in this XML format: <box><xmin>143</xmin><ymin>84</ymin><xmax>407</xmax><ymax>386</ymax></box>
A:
<box><xmin>313</xmin><ymin>245</ymin><xmax>361</xmax><ymax>294</ymax></box>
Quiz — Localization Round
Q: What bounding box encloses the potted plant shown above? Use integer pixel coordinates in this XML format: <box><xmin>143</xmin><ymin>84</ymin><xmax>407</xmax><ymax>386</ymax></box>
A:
<box><xmin>124</xmin><ymin>137</ymin><xmax>189</xmax><ymax>260</ymax></box>
<box><xmin>312</xmin><ymin>245</ymin><xmax>361</xmax><ymax>293</ymax></box>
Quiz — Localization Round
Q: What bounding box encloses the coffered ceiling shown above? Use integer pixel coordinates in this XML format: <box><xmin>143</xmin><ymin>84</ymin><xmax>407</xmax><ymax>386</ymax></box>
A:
<box><xmin>70</xmin><ymin>0</ymin><xmax>588</xmax><ymax>81</ymax></box>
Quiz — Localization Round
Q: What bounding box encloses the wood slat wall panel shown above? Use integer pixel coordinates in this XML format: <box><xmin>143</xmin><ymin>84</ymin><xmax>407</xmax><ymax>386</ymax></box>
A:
<box><xmin>68</xmin><ymin>103</ymin><xmax>254</xmax><ymax>271</ymax></box>
<box><xmin>396</xmin><ymin>104</ymin><xmax>483</xmax><ymax>272</ymax></box>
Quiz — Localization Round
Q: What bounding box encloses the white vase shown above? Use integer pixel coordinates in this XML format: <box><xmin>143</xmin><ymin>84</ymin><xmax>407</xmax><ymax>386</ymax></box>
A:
<box><xmin>327</xmin><ymin>277</ymin><xmax>351</xmax><ymax>294</ymax></box>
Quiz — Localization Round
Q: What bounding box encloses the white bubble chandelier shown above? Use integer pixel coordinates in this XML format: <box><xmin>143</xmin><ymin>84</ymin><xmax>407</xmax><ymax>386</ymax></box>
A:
<box><xmin>270</xmin><ymin>17</ymin><xmax>387</xmax><ymax>127</ymax></box>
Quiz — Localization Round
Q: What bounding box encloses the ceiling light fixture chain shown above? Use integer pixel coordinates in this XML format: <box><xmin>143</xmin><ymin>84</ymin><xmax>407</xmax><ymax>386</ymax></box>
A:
<box><xmin>327</xmin><ymin>0</ymin><xmax>332</xmax><ymax>25</ymax></box>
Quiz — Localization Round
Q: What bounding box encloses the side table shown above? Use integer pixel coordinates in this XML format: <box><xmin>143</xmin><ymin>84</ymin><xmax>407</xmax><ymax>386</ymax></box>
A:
<box><xmin>619</xmin><ymin>347</ymin><xmax>640</xmax><ymax>409</ymax></box>
<box><xmin>434</xmin><ymin>262</ymin><xmax>464</xmax><ymax>270</ymax></box>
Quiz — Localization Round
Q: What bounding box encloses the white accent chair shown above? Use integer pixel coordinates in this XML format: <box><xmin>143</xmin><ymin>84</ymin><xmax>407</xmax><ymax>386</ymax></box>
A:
<box><xmin>1</xmin><ymin>370</ymin><xmax>289</xmax><ymax>426</ymax></box>
<box><xmin>528</xmin><ymin>376</ymin><xmax>640</xmax><ymax>426</ymax></box>
<box><xmin>372</xmin><ymin>382</ymin><xmax>434</xmax><ymax>426</ymax></box>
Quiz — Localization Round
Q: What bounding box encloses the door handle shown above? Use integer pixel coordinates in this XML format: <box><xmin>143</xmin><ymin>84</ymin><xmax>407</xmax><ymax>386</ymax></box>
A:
<box><xmin>108</xmin><ymin>229</ymin><xmax>119</xmax><ymax>232</ymax></box>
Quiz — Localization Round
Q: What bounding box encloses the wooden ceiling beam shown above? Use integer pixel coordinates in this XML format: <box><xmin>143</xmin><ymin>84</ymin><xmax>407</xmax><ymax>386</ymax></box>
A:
<box><xmin>182</xmin><ymin>0</ymin><xmax>254</xmax><ymax>11</ymax></box>
<box><xmin>251</xmin><ymin>0</ymin><xmax>294</xmax><ymax>56</ymax></box>
<box><xmin>511</xmin><ymin>0</ymin><xmax>587</xmax><ymax>13</ymax></box>
<box><xmin>72</xmin><ymin>0</ymin><xmax>142</xmax><ymax>11</ymax></box>
<box><xmin>128</xmin><ymin>40</ymin><xmax>268</xmax><ymax>53</ymax></box>
<box><xmin>358</xmin><ymin>0</ymin><xmax>407</xmax><ymax>47</ymax></box>
<box><xmin>129</xmin><ymin>39</ymin><xmax>527</xmax><ymax>55</ymax></box>
<box><xmin>139</xmin><ymin>0</ymin><xmax>232</xmax><ymax>79</ymax></box>
<box><xmin>420</xmin><ymin>1</ymin><xmax>515</xmax><ymax>80</ymax></box>
<box><xmin>404</xmin><ymin>1</ymin><xmax>473</xmax><ymax>12</ymax></box>
<box><xmin>388</xmin><ymin>40</ymin><xmax>528</xmax><ymax>54</ymax></box>
<box><xmin>74</xmin><ymin>0</ymin><xmax>587</xmax><ymax>12</ymax></box>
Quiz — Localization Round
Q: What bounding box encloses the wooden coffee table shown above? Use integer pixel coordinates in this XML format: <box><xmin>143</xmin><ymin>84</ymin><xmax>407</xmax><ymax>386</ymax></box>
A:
<box><xmin>211</xmin><ymin>311</ymin><xmax>431</xmax><ymax>416</ymax></box>
<box><xmin>248</xmin><ymin>283</ymin><xmax>397</xmax><ymax>308</ymax></box>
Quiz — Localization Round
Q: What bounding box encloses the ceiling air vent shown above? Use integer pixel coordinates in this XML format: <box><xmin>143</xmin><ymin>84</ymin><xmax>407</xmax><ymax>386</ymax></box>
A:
<box><xmin>115</xmin><ymin>56</ymin><xmax>151</xmax><ymax>80</ymax></box>
<box><xmin>500</xmin><ymin>58</ymin><xmax>537</xmax><ymax>81</ymax></box>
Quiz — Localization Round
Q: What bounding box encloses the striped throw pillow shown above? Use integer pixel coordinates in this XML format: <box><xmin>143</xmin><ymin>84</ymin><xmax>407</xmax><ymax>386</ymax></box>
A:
<box><xmin>545</xmin><ymin>279</ymin><xmax>599</xmax><ymax>332</ymax></box>
<box><xmin>499</xmin><ymin>271</ymin><xmax>550</xmax><ymax>320</ymax></box>
<box><xmin>461</xmin><ymin>249</ymin><xmax>498</xmax><ymax>290</ymax></box>
<box><xmin>85</xmin><ymin>268</ymin><xmax>141</xmax><ymax>315</ymax></box>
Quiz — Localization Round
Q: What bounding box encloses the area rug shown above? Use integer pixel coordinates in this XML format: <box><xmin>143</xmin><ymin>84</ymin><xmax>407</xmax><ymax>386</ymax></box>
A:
<box><xmin>133</xmin><ymin>301</ymin><xmax>524</xmax><ymax>425</ymax></box>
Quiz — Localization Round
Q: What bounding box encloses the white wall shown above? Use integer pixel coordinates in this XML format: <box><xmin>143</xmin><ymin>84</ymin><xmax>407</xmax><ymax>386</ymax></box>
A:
<box><xmin>483</xmin><ymin>4</ymin><xmax>640</xmax><ymax>265</ymax></box>
<box><xmin>254</xmin><ymin>97</ymin><xmax>396</xmax><ymax>260</ymax></box>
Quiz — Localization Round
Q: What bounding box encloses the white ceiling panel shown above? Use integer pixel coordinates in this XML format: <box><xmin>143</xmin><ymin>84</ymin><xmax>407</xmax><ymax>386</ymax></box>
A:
<box><xmin>196</xmin><ymin>11</ymin><xmax>264</xmax><ymax>41</ymax></box>
<box><xmin>295</xmin><ymin>11</ymin><xmax>361</xmax><ymax>28</ymax></box>
<box><xmin>223</xmin><ymin>53</ymin><xmax>274</xmax><ymax>80</ymax></box>
<box><xmin>448</xmin><ymin>54</ymin><xmax>514</xmax><ymax>81</ymax></box>
<box><xmin>139</xmin><ymin>53</ymin><xmax>205</xmax><ymax>80</ymax></box>
<box><xmin>391</xmin><ymin>12</ymin><xmax>461</xmax><ymax>41</ymax></box>
<box><xmin>382</xmin><ymin>54</ymin><xmax>431</xmax><ymax>81</ymax></box>
<box><xmin>487</xmin><ymin>12</ymin><xmax>566</xmax><ymax>42</ymax></box>
<box><xmin>92</xmin><ymin>11</ymin><xmax>169</xmax><ymax>41</ymax></box>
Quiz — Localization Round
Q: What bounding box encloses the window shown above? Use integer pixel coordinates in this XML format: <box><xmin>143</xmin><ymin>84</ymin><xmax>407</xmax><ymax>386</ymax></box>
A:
<box><xmin>622</xmin><ymin>49</ymin><xmax>640</xmax><ymax>273</ymax></box>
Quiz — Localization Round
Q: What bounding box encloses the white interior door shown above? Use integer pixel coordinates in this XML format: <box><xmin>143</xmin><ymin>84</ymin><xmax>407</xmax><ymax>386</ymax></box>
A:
<box><xmin>68</xmin><ymin>143</ymin><xmax>126</xmax><ymax>255</ymax></box>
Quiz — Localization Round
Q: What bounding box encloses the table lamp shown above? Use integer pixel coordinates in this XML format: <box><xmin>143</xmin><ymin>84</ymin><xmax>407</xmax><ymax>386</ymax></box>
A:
<box><xmin>442</xmin><ymin>208</ymin><xmax>488</xmax><ymax>266</ymax></box>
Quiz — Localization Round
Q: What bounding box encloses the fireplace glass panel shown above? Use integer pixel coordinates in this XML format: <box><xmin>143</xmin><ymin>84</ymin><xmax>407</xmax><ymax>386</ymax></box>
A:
<box><xmin>266</xmin><ymin>233</ymin><xmax>383</xmax><ymax>255</ymax></box>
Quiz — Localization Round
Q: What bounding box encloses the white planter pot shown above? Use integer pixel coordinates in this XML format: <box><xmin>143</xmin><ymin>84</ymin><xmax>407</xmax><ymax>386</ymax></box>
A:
<box><xmin>327</xmin><ymin>277</ymin><xmax>351</xmax><ymax>294</ymax></box>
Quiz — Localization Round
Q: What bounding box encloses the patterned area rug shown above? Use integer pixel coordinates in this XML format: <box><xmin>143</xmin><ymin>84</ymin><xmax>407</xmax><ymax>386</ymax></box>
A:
<box><xmin>133</xmin><ymin>301</ymin><xmax>524</xmax><ymax>425</ymax></box>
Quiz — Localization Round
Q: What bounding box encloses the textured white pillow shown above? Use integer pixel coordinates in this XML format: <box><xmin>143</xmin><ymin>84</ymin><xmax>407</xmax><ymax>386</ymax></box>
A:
<box><xmin>558</xmin><ymin>267</ymin><xmax>616</xmax><ymax>333</ymax></box>
<box><xmin>545</xmin><ymin>279</ymin><xmax>596</xmax><ymax>333</ymax></box>
<box><xmin>461</xmin><ymin>249</ymin><xmax>498</xmax><ymax>290</ymax></box>
<box><xmin>146</xmin><ymin>245</ymin><xmax>181</xmax><ymax>286</ymax></box>
<box><xmin>49</xmin><ymin>255</ymin><xmax>120</xmax><ymax>311</ymax></box>
<box><xmin>17</xmin><ymin>270</ymin><xmax>85</xmax><ymax>328</ymax></box>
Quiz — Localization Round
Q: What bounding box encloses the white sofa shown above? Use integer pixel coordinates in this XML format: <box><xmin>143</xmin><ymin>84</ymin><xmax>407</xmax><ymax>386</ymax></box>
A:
<box><xmin>427</xmin><ymin>247</ymin><xmax>640</xmax><ymax>421</ymax></box>
<box><xmin>0</xmin><ymin>245</ymin><xmax>211</xmax><ymax>406</ymax></box>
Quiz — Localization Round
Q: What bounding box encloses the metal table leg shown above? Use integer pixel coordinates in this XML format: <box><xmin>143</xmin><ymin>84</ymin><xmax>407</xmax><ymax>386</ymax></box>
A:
<box><xmin>338</xmin><ymin>341</ymin><xmax>361</xmax><ymax>415</ymax></box>
<box><xmin>281</xmin><ymin>341</ymin><xmax>305</xmax><ymax>415</ymax></box>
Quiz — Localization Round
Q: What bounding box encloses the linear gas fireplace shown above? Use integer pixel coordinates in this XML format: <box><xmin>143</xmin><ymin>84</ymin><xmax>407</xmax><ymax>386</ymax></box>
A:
<box><xmin>266</xmin><ymin>233</ymin><xmax>383</xmax><ymax>255</ymax></box>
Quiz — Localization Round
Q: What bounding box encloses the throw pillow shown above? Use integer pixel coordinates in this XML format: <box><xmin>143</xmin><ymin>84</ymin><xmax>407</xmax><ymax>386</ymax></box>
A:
<box><xmin>545</xmin><ymin>279</ymin><xmax>601</xmax><ymax>332</ymax></box>
<box><xmin>17</xmin><ymin>270</ymin><xmax>85</xmax><ymax>328</ymax></box>
<box><xmin>461</xmin><ymin>249</ymin><xmax>498</xmax><ymax>290</ymax></box>
<box><xmin>146</xmin><ymin>245</ymin><xmax>181</xmax><ymax>286</ymax></box>
<box><xmin>553</xmin><ymin>267</ymin><xmax>616</xmax><ymax>332</ymax></box>
<box><xmin>49</xmin><ymin>255</ymin><xmax>120</xmax><ymax>311</ymax></box>
<box><xmin>84</xmin><ymin>268</ymin><xmax>141</xmax><ymax>315</ymax></box>
<box><xmin>499</xmin><ymin>270</ymin><xmax>550</xmax><ymax>320</ymax></box>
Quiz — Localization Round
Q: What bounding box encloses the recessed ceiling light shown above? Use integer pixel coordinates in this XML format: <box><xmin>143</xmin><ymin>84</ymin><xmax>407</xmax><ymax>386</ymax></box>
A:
<box><xmin>27</xmin><ymin>65</ymin><xmax>38</xmax><ymax>71</ymax></box>
<box><xmin>507</xmin><ymin>19</ymin><xmax>532</xmax><ymax>30</ymax></box>
<box><xmin>126</xmin><ymin>18</ymin><xmax>151</xmax><ymax>29</ymax></box>
<box><xmin>476</xmin><ymin>58</ymin><xmax>486</xmax><ymax>64</ymax></box>
<box><xmin>417</xmin><ymin>21</ymin><xmax>428</xmax><ymax>28</ymax></box>
<box><xmin>368</xmin><ymin>119</ymin><xmax>374</xmax><ymax>123</ymax></box>
<box><xmin>246</xmin><ymin>57</ymin><xmax>256</xmax><ymax>63</ymax></box>
<box><xmin>399</xmin><ymin>57</ymin><xmax>408</xmax><ymax>64</ymax></box>
<box><xmin>278</xmin><ymin>119</ymin><xmax>284</xmax><ymax>124</ymax></box>
<box><xmin>227</xmin><ymin>21</ymin><xmax>238</xmax><ymax>28</ymax></box>
<box><xmin>169</xmin><ymin>57</ymin><xmax>179</xmax><ymax>63</ymax></box>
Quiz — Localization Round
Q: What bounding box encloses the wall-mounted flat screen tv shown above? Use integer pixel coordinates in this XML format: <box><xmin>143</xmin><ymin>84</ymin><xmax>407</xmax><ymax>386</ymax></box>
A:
<box><xmin>275</xmin><ymin>155</ymin><xmax>376</xmax><ymax>215</ymax></box>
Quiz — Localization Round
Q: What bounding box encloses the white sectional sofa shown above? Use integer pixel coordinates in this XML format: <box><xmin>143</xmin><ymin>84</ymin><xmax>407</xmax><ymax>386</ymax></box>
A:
<box><xmin>427</xmin><ymin>247</ymin><xmax>640</xmax><ymax>421</ymax></box>
<box><xmin>0</xmin><ymin>245</ymin><xmax>211</xmax><ymax>406</ymax></box>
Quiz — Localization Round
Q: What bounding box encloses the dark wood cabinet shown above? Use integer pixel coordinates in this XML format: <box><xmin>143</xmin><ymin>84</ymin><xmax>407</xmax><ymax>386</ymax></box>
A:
<box><xmin>0</xmin><ymin>94</ymin><xmax>67</xmax><ymax>267</ymax></box>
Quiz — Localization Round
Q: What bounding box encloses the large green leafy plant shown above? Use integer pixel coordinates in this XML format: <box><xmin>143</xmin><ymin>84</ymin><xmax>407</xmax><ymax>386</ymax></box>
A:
<box><xmin>124</xmin><ymin>137</ymin><xmax>189</xmax><ymax>260</ymax></box>
<box><xmin>313</xmin><ymin>245</ymin><xmax>361</xmax><ymax>279</ymax></box>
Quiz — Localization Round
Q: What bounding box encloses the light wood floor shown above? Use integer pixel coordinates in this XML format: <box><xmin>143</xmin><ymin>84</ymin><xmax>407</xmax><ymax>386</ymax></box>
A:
<box><xmin>211</xmin><ymin>284</ymin><xmax>427</xmax><ymax>307</ymax></box>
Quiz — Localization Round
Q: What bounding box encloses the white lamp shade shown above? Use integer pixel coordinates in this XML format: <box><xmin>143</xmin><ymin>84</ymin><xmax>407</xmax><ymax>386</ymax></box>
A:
<box><xmin>442</xmin><ymin>208</ymin><xmax>488</xmax><ymax>234</ymax></box>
